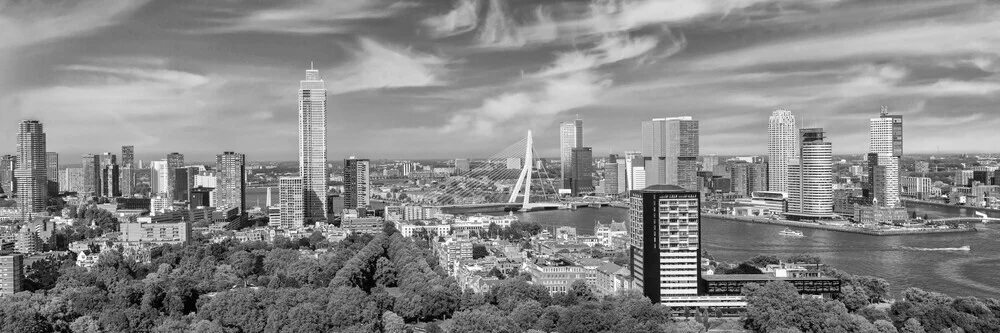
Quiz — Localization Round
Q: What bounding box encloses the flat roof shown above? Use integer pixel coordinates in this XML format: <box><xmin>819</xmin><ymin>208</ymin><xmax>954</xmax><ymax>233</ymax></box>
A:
<box><xmin>702</xmin><ymin>274</ymin><xmax>839</xmax><ymax>282</ymax></box>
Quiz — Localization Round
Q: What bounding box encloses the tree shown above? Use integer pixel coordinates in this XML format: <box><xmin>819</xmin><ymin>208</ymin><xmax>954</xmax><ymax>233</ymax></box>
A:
<box><xmin>873</xmin><ymin>320</ymin><xmax>899</xmax><ymax>333</ymax></box>
<box><xmin>472</xmin><ymin>244</ymin><xmax>489</xmax><ymax>259</ymax></box>
<box><xmin>451</xmin><ymin>307</ymin><xmax>519</xmax><ymax>333</ymax></box>
<box><xmin>381</xmin><ymin>311</ymin><xmax>406</xmax><ymax>333</ymax></box>
<box><xmin>840</xmin><ymin>285</ymin><xmax>871</xmax><ymax>312</ymax></box>
<box><xmin>374</xmin><ymin>257</ymin><xmax>397</xmax><ymax>287</ymax></box>
<box><xmin>229</xmin><ymin>251</ymin><xmax>263</xmax><ymax>282</ymax></box>
<box><xmin>900</xmin><ymin>318</ymin><xmax>927</xmax><ymax>333</ymax></box>
<box><xmin>509</xmin><ymin>300</ymin><xmax>543</xmax><ymax>331</ymax></box>
<box><xmin>748</xmin><ymin>255</ymin><xmax>780</xmax><ymax>267</ymax></box>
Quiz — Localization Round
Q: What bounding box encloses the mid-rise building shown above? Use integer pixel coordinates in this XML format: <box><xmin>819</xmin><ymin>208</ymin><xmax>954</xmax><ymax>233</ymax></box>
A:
<box><xmin>768</xmin><ymin>110</ymin><xmax>798</xmax><ymax>193</ymax></box>
<box><xmin>560</xmin><ymin>118</ymin><xmax>583</xmax><ymax>189</ymax></box>
<box><xmin>15</xmin><ymin>120</ymin><xmax>47</xmax><ymax>219</ymax></box>
<box><xmin>629</xmin><ymin>185</ymin><xmax>702</xmax><ymax>307</ymax></box>
<box><xmin>0</xmin><ymin>253</ymin><xmax>23</xmax><ymax>296</ymax></box>
<box><xmin>190</xmin><ymin>186</ymin><xmax>213</xmax><ymax>208</ymax></box>
<box><xmin>121</xmin><ymin>220</ymin><xmax>190</xmax><ymax>244</ymax></box>
<box><xmin>344</xmin><ymin>158</ymin><xmax>371</xmax><ymax>210</ymax></box>
<box><xmin>279</xmin><ymin>177</ymin><xmax>304</xmax><ymax>229</ymax></box>
<box><xmin>299</xmin><ymin>67</ymin><xmax>328</xmax><ymax>223</ymax></box>
<box><xmin>787</xmin><ymin>129</ymin><xmax>834</xmax><ymax>219</ymax></box>
<box><xmin>568</xmin><ymin>147</ymin><xmax>594</xmax><ymax>195</ymax></box>
<box><xmin>900</xmin><ymin>176</ymin><xmax>932</xmax><ymax>196</ymax></box>
<box><xmin>641</xmin><ymin>117</ymin><xmax>699</xmax><ymax>190</ymax></box>
<box><xmin>216</xmin><ymin>152</ymin><xmax>246</xmax><ymax>219</ymax></box>
<box><xmin>524</xmin><ymin>258</ymin><xmax>591</xmax><ymax>294</ymax></box>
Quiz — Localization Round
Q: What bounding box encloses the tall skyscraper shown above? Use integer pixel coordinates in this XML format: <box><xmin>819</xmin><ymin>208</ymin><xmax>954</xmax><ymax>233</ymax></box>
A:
<box><xmin>120</xmin><ymin>146</ymin><xmax>135</xmax><ymax>197</ymax></box>
<box><xmin>768</xmin><ymin>110</ymin><xmax>798</xmax><ymax>193</ymax></box>
<box><xmin>216</xmin><ymin>152</ymin><xmax>246</xmax><ymax>217</ymax></box>
<box><xmin>14</xmin><ymin>120</ymin><xmax>47</xmax><ymax>219</ymax></box>
<box><xmin>150</xmin><ymin>160</ymin><xmax>169</xmax><ymax>196</ymax></box>
<box><xmin>628</xmin><ymin>185</ymin><xmax>701</xmax><ymax>306</ymax></box>
<box><xmin>641</xmin><ymin>117</ymin><xmax>699</xmax><ymax>190</ymax></box>
<box><xmin>787</xmin><ymin>128</ymin><xmax>834</xmax><ymax>219</ymax></box>
<box><xmin>604</xmin><ymin>154</ymin><xmax>620</xmax><ymax>195</ymax></box>
<box><xmin>568</xmin><ymin>147</ymin><xmax>594</xmax><ymax>195</ymax></box>
<box><xmin>0</xmin><ymin>155</ymin><xmax>15</xmax><ymax>195</ymax></box>
<box><xmin>344</xmin><ymin>158</ymin><xmax>371</xmax><ymax>210</ymax></box>
<box><xmin>81</xmin><ymin>154</ymin><xmax>99</xmax><ymax>197</ymax></box>
<box><xmin>624</xmin><ymin>151</ymin><xmax>642</xmax><ymax>192</ymax></box>
<box><xmin>749</xmin><ymin>163</ymin><xmax>769</xmax><ymax>194</ymax></box>
<box><xmin>166</xmin><ymin>153</ymin><xmax>184</xmax><ymax>201</ymax></box>
<box><xmin>559</xmin><ymin>118</ymin><xmax>583</xmax><ymax>189</ymax></box>
<box><xmin>868</xmin><ymin>107</ymin><xmax>903</xmax><ymax>208</ymax></box>
<box><xmin>45</xmin><ymin>152</ymin><xmax>58</xmax><ymax>194</ymax></box>
<box><xmin>701</xmin><ymin>154</ymin><xmax>719</xmax><ymax>173</ymax></box>
<box><xmin>299</xmin><ymin>67</ymin><xmax>328</xmax><ymax>223</ymax></box>
<box><xmin>279</xmin><ymin>177</ymin><xmax>304</xmax><ymax>229</ymax></box>
<box><xmin>99</xmin><ymin>152</ymin><xmax>119</xmax><ymax>198</ymax></box>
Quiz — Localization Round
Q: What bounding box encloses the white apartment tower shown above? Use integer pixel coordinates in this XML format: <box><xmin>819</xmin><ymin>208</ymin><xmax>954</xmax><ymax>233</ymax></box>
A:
<box><xmin>15</xmin><ymin>120</ymin><xmax>47</xmax><ymax>219</ymax></box>
<box><xmin>787</xmin><ymin>128</ymin><xmax>834</xmax><ymax>218</ymax></box>
<box><xmin>768</xmin><ymin>110</ymin><xmax>798</xmax><ymax>193</ymax></box>
<box><xmin>559</xmin><ymin>118</ymin><xmax>583</xmax><ymax>189</ymax></box>
<box><xmin>279</xmin><ymin>177</ymin><xmax>305</xmax><ymax>229</ymax></box>
<box><xmin>869</xmin><ymin>107</ymin><xmax>903</xmax><ymax>208</ymax></box>
<box><xmin>299</xmin><ymin>66</ymin><xmax>328</xmax><ymax>223</ymax></box>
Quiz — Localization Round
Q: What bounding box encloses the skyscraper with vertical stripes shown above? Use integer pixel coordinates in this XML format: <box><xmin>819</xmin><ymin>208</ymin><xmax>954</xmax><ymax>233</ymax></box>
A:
<box><xmin>559</xmin><ymin>118</ymin><xmax>583</xmax><ymax>189</ymax></box>
<box><xmin>868</xmin><ymin>107</ymin><xmax>903</xmax><ymax>208</ymax></box>
<box><xmin>299</xmin><ymin>66</ymin><xmax>328</xmax><ymax>223</ymax></box>
<box><xmin>768</xmin><ymin>110</ymin><xmax>798</xmax><ymax>193</ymax></box>
<box><xmin>641</xmin><ymin>117</ymin><xmax>699</xmax><ymax>191</ymax></box>
<box><xmin>15</xmin><ymin>120</ymin><xmax>47</xmax><ymax>220</ymax></box>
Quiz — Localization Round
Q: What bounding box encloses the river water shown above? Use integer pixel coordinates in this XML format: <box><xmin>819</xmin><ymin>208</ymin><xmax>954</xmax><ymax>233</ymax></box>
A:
<box><xmin>509</xmin><ymin>204</ymin><xmax>1000</xmax><ymax>300</ymax></box>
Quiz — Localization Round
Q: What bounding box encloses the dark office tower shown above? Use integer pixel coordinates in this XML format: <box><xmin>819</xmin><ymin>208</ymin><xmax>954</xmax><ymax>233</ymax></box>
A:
<box><xmin>120</xmin><ymin>146</ymin><xmax>135</xmax><ymax>197</ymax></box>
<box><xmin>568</xmin><ymin>147</ymin><xmax>594</xmax><ymax>195</ymax></box>
<box><xmin>15</xmin><ymin>121</ymin><xmax>47</xmax><ymax>219</ymax></box>
<box><xmin>216</xmin><ymin>152</ymin><xmax>246</xmax><ymax>216</ymax></box>
<box><xmin>190</xmin><ymin>186</ymin><xmax>213</xmax><ymax>209</ymax></box>
<box><xmin>0</xmin><ymin>155</ymin><xmax>15</xmax><ymax>195</ymax></box>
<box><xmin>628</xmin><ymin>185</ymin><xmax>701</xmax><ymax>307</ymax></box>
<box><xmin>729</xmin><ymin>162</ymin><xmax>750</xmax><ymax>196</ymax></box>
<box><xmin>166</xmin><ymin>153</ymin><xmax>184</xmax><ymax>201</ymax></box>
<box><xmin>121</xmin><ymin>146</ymin><xmax>134</xmax><ymax>167</ymax></box>
<box><xmin>98</xmin><ymin>153</ymin><xmax>118</xmax><ymax>198</ymax></box>
<box><xmin>641</xmin><ymin>117</ymin><xmax>699</xmax><ymax>190</ymax></box>
<box><xmin>45</xmin><ymin>152</ymin><xmax>58</xmax><ymax>194</ymax></box>
<box><xmin>344</xmin><ymin>158</ymin><xmax>371</xmax><ymax>210</ymax></box>
<box><xmin>81</xmin><ymin>154</ymin><xmax>99</xmax><ymax>197</ymax></box>
<box><xmin>604</xmin><ymin>154</ymin><xmax>620</xmax><ymax>195</ymax></box>
<box><xmin>749</xmin><ymin>163</ymin><xmax>769</xmax><ymax>194</ymax></box>
<box><xmin>972</xmin><ymin>171</ymin><xmax>990</xmax><ymax>186</ymax></box>
<box><xmin>172</xmin><ymin>167</ymin><xmax>198</xmax><ymax>203</ymax></box>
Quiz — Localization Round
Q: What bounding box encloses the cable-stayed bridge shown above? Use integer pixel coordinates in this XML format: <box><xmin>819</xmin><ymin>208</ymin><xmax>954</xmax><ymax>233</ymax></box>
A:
<box><xmin>424</xmin><ymin>131</ymin><xmax>566</xmax><ymax>213</ymax></box>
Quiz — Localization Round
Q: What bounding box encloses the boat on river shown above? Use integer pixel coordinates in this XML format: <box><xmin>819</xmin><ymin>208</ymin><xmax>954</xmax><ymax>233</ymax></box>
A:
<box><xmin>779</xmin><ymin>228</ymin><xmax>804</xmax><ymax>237</ymax></box>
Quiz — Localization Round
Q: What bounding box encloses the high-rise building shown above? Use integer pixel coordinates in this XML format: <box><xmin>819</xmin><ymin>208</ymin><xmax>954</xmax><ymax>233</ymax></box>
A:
<box><xmin>0</xmin><ymin>155</ymin><xmax>15</xmax><ymax>195</ymax></box>
<box><xmin>629</xmin><ymin>185</ymin><xmax>701</xmax><ymax>307</ymax></box>
<box><xmin>150</xmin><ymin>160</ymin><xmax>169</xmax><ymax>196</ymax></box>
<box><xmin>749</xmin><ymin>163</ymin><xmax>768</xmax><ymax>194</ymax></box>
<box><xmin>641</xmin><ymin>117</ymin><xmax>699</xmax><ymax>190</ymax></box>
<box><xmin>701</xmin><ymin>154</ymin><xmax>719</xmax><ymax>173</ymax></box>
<box><xmin>172</xmin><ymin>167</ymin><xmax>193</xmax><ymax>203</ymax></box>
<box><xmin>216</xmin><ymin>152</ymin><xmax>246</xmax><ymax>217</ymax></box>
<box><xmin>568</xmin><ymin>147</ymin><xmax>594</xmax><ymax>195</ymax></box>
<box><xmin>45</xmin><ymin>152</ymin><xmax>58</xmax><ymax>194</ymax></box>
<box><xmin>0</xmin><ymin>253</ymin><xmax>24</xmax><ymax>296</ymax></box>
<box><xmin>299</xmin><ymin>67</ymin><xmax>328</xmax><ymax>223</ymax></box>
<box><xmin>604</xmin><ymin>154</ymin><xmax>620</xmax><ymax>195</ymax></box>
<box><xmin>787</xmin><ymin>128</ymin><xmax>834</xmax><ymax>219</ymax></box>
<box><xmin>121</xmin><ymin>146</ymin><xmax>134</xmax><ymax>167</ymax></box>
<box><xmin>624</xmin><ymin>151</ymin><xmax>641</xmax><ymax>192</ymax></box>
<box><xmin>97</xmin><ymin>152</ymin><xmax>119</xmax><ymax>198</ymax></box>
<box><xmin>768</xmin><ymin>110</ymin><xmax>798</xmax><ymax>193</ymax></box>
<box><xmin>559</xmin><ymin>118</ymin><xmax>583</xmax><ymax>189</ymax></box>
<box><xmin>120</xmin><ymin>146</ymin><xmax>135</xmax><ymax>197</ymax></box>
<box><xmin>455</xmin><ymin>159</ymin><xmax>470</xmax><ymax>174</ymax></box>
<box><xmin>190</xmin><ymin>186</ymin><xmax>213</xmax><ymax>209</ymax></box>
<box><xmin>868</xmin><ymin>107</ymin><xmax>903</xmax><ymax>208</ymax></box>
<box><xmin>166</xmin><ymin>153</ymin><xmax>184</xmax><ymax>201</ymax></box>
<box><xmin>62</xmin><ymin>168</ymin><xmax>83</xmax><ymax>193</ymax></box>
<box><xmin>632</xmin><ymin>167</ymin><xmax>646</xmax><ymax>191</ymax></box>
<box><xmin>15</xmin><ymin>120</ymin><xmax>47</xmax><ymax>219</ymax></box>
<box><xmin>344</xmin><ymin>158</ymin><xmax>371</xmax><ymax>210</ymax></box>
<box><xmin>279</xmin><ymin>177</ymin><xmax>304</xmax><ymax>229</ymax></box>
<box><xmin>730</xmin><ymin>162</ymin><xmax>751</xmax><ymax>196</ymax></box>
<box><xmin>82</xmin><ymin>154</ymin><xmax>100</xmax><ymax>197</ymax></box>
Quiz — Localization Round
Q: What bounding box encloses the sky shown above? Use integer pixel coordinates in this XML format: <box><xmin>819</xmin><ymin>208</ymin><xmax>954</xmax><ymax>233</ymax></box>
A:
<box><xmin>1</xmin><ymin>0</ymin><xmax>999</xmax><ymax>163</ymax></box>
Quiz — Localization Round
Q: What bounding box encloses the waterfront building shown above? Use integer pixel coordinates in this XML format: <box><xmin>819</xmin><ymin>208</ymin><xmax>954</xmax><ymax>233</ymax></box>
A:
<box><xmin>0</xmin><ymin>155</ymin><xmax>15</xmax><ymax>196</ymax></box>
<box><xmin>628</xmin><ymin>185</ymin><xmax>703</xmax><ymax>306</ymax></box>
<box><xmin>641</xmin><ymin>117</ymin><xmax>699</xmax><ymax>190</ymax></box>
<box><xmin>299</xmin><ymin>67</ymin><xmax>328</xmax><ymax>223</ymax></box>
<box><xmin>45</xmin><ymin>152</ymin><xmax>58</xmax><ymax>194</ymax></box>
<box><xmin>568</xmin><ymin>147</ymin><xmax>594</xmax><ymax>195</ymax></box>
<box><xmin>768</xmin><ymin>110</ymin><xmax>798</xmax><ymax>193</ymax></box>
<box><xmin>279</xmin><ymin>177</ymin><xmax>304</xmax><ymax>229</ymax></box>
<box><xmin>786</xmin><ymin>128</ymin><xmax>834</xmax><ymax>219</ymax></box>
<box><xmin>15</xmin><ymin>120</ymin><xmax>47</xmax><ymax>219</ymax></box>
<box><xmin>216</xmin><ymin>152</ymin><xmax>246</xmax><ymax>218</ymax></box>
<box><xmin>559</xmin><ymin>118</ymin><xmax>584</xmax><ymax>189</ymax></box>
<box><xmin>867</xmin><ymin>108</ymin><xmax>903</xmax><ymax>208</ymax></box>
<box><xmin>901</xmin><ymin>176</ymin><xmax>933</xmax><ymax>197</ymax></box>
<box><xmin>344</xmin><ymin>157</ymin><xmax>371</xmax><ymax>210</ymax></box>
<box><xmin>729</xmin><ymin>162</ymin><xmax>751</xmax><ymax>196</ymax></box>
<box><xmin>0</xmin><ymin>253</ymin><xmax>23</xmax><ymax>296</ymax></box>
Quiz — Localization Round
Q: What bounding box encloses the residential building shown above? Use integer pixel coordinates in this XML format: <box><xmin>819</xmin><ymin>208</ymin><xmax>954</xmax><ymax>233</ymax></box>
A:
<box><xmin>901</xmin><ymin>176</ymin><xmax>933</xmax><ymax>196</ymax></box>
<box><xmin>594</xmin><ymin>263</ymin><xmax>631</xmax><ymax>297</ymax></box>
<box><xmin>568</xmin><ymin>147</ymin><xmax>594</xmax><ymax>195</ymax></box>
<box><xmin>166</xmin><ymin>153</ymin><xmax>184</xmax><ymax>201</ymax></box>
<box><xmin>0</xmin><ymin>253</ymin><xmax>23</xmax><ymax>296</ymax></box>
<box><xmin>120</xmin><ymin>220</ymin><xmax>190</xmax><ymax>244</ymax></box>
<box><xmin>768</xmin><ymin>110</ymin><xmax>798</xmax><ymax>193</ymax></box>
<box><xmin>787</xmin><ymin>129</ymin><xmax>834</xmax><ymax>219</ymax></box>
<box><xmin>344</xmin><ymin>157</ymin><xmax>371</xmax><ymax>210</ymax></box>
<box><xmin>749</xmin><ymin>163</ymin><xmax>768</xmax><ymax>194</ymax></box>
<box><xmin>559</xmin><ymin>118</ymin><xmax>584</xmax><ymax>189</ymax></box>
<box><xmin>15</xmin><ymin>120</ymin><xmax>47</xmax><ymax>219</ymax></box>
<box><xmin>867</xmin><ymin>108</ymin><xmax>902</xmax><ymax>208</ymax></box>
<box><xmin>632</xmin><ymin>166</ymin><xmax>646</xmax><ymax>191</ymax></box>
<box><xmin>299</xmin><ymin>67</ymin><xmax>328</xmax><ymax>223</ymax></box>
<box><xmin>216</xmin><ymin>152</ymin><xmax>246</xmax><ymax>217</ymax></box>
<box><xmin>45</xmin><ymin>152</ymin><xmax>58</xmax><ymax>194</ymax></box>
<box><xmin>525</xmin><ymin>258</ymin><xmax>591</xmax><ymax>294</ymax></box>
<box><xmin>279</xmin><ymin>177</ymin><xmax>304</xmax><ymax>229</ymax></box>
<box><xmin>82</xmin><ymin>154</ymin><xmax>100</xmax><ymax>197</ymax></box>
<box><xmin>641</xmin><ymin>117</ymin><xmax>699</xmax><ymax>190</ymax></box>
<box><xmin>629</xmin><ymin>185</ymin><xmax>701</xmax><ymax>306</ymax></box>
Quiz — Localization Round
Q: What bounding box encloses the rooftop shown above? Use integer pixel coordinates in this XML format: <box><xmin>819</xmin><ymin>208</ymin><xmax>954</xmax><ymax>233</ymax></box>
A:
<box><xmin>702</xmin><ymin>274</ymin><xmax>838</xmax><ymax>282</ymax></box>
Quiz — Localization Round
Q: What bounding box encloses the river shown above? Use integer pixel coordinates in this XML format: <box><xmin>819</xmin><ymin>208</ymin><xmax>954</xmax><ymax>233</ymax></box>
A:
<box><xmin>508</xmin><ymin>204</ymin><xmax>1000</xmax><ymax>300</ymax></box>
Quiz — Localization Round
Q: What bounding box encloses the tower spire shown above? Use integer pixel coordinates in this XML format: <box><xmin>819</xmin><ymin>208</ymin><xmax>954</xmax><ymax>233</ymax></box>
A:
<box><xmin>310</xmin><ymin>61</ymin><xmax>314</xmax><ymax>70</ymax></box>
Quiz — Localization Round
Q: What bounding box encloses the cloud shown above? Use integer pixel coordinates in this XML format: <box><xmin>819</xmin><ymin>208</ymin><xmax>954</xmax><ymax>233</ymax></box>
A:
<box><xmin>477</xmin><ymin>0</ymin><xmax>526</xmax><ymax>48</ymax></box>
<box><xmin>192</xmin><ymin>0</ymin><xmax>413</xmax><ymax>34</ymax></box>
<box><xmin>325</xmin><ymin>38</ymin><xmax>449</xmax><ymax>94</ymax></box>
<box><xmin>0</xmin><ymin>0</ymin><xmax>150</xmax><ymax>49</ymax></box>
<box><xmin>441</xmin><ymin>71</ymin><xmax>612</xmax><ymax>136</ymax></box>
<box><xmin>422</xmin><ymin>0</ymin><xmax>480</xmax><ymax>38</ymax></box>
<box><xmin>533</xmin><ymin>34</ymin><xmax>660</xmax><ymax>77</ymax></box>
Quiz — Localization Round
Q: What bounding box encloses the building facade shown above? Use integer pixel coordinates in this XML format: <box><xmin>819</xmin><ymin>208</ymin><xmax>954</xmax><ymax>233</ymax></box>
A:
<box><xmin>45</xmin><ymin>152</ymin><xmax>58</xmax><ymax>194</ymax></box>
<box><xmin>216</xmin><ymin>152</ymin><xmax>246</xmax><ymax>217</ymax></box>
<box><xmin>568</xmin><ymin>147</ymin><xmax>594</xmax><ymax>195</ymax></box>
<box><xmin>299</xmin><ymin>68</ymin><xmax>328</xmax><ymax>223</ymax></box>
<box><xmin>559</xmin><ymin>118</ymin><xmax>584</xmax><ymax>189</ymax></box>
<box><xmin>0</xmin><ymin>253</ymin><xmax>23</xmax><ymax>296</ymax></box>
<box><xmin>868</xmin><ymin>108</ymin><xmax>903</xmax><ymax>208</ymax></box>
<box><xmin>641</xmin><ymin>117</ymin><xmax>699</xmax><ymax>190</ymax></box>
<box><xmin>279</xmin><ymin>177</ymin><xmax>304</xmax><ymax>229</ymax></box>
<box><xmin>767</xmin><ymin>110</ymin><xmax>798</xmax><ymax>193</ymax></box>
<box><xmin>0</xmin><ymin>155</ymin><xmax>15</xmax><ymax>196</ymax></box>
<box><xmin>629</xmin><ymin>185</ymin><xmax>701</xmax><ymax>306</ymax></box>
<box><xmin>787</xmin><ymin>129</ymin><xmax>834</xmax><ymax>219</ymax></box>
<box><xmin>15</xmin><ymin>121</ymin><xmax>47</xmax><ymax>219</ymax></box>
<box><xmin>344</xmin><ymin>158</ymin><xmax>371</xmax><ymax>210</ymax></box>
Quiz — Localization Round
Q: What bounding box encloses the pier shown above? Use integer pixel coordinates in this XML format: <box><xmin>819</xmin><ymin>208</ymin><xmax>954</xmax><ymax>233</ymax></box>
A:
<box><xmin>704</xmin><ymin>213</ymin><xmax>977</xmax><ymax>236</ymax></box>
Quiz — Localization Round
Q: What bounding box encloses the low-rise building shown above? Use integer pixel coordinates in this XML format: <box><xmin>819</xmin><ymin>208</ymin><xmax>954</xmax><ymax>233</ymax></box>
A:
<box><xmin>595</xmin><ymin>221</ymin><xmax>627</xmax><ymax>248</ymax></box>
<box><xmin>594</xmin><ymin>263</ymin><xmax>631</xmax><ymax>297</ymax></box>
<box><xmin>524</xmin><ymin>258</ymin><xmax>591</xmax><ymax>294</ymax></box>
<box><xmin>120</xmin><ymin>220</ymin><xmax>190</xmax><ymax>245</ymax></box>
<box><xmin>341</xmin><ymin>217</ymin><xmax>383</xmax><ymax>235</ymax></box>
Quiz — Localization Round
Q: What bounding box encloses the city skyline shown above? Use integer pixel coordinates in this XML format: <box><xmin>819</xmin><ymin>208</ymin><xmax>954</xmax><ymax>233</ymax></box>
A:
<box><xmin>1</xmin><ymin>0</ymin><xmax>999</xmax><ymax>161</ymax></box>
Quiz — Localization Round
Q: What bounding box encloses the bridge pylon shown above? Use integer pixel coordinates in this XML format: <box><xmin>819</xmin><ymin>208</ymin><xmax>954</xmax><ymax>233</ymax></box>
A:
<box><xmin>508</xmin><ymin>131</ymin><xmax>533</xmax><ymax>206</ymax></box>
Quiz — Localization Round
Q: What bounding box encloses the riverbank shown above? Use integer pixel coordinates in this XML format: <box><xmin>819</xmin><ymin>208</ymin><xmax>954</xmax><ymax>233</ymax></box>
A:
<box><xmin>703</xmin><ymin>213</ymin><xmax>976</xmax><ymax>236</ymax></box>
<box><xmin>902</xmin><ymin>199</ymin><xmax>1000</xmax><ymax>214</ymax></box>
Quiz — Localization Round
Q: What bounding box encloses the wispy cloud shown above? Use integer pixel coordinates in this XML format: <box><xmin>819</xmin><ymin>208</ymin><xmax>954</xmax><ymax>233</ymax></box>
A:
<box><xmin>0</xmin><ymin>0</ymin><xmax>150</xmax><ymax>49</ymax></box>
<box><xmin>325</xmin><ymin>38</ymin><xmax>450</xmax><ymax>95</ymax></box>
<box><xmin>192</xmin><ymin>0</ymin><xmax>414</xmax><ymax>34</ymax></box>
<box><xmin>422</xmin><ymin>0</ymin><xmax>480</xmax><ymax>38</ymax></box>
